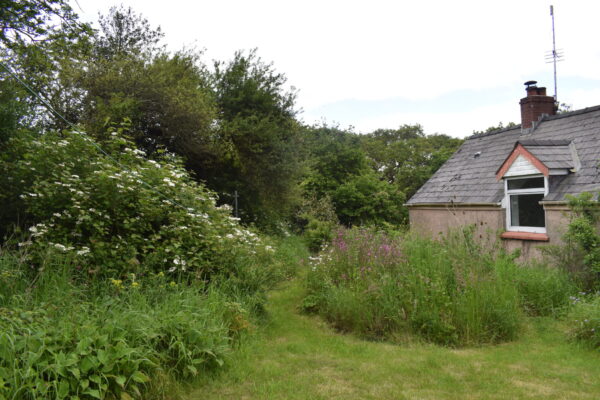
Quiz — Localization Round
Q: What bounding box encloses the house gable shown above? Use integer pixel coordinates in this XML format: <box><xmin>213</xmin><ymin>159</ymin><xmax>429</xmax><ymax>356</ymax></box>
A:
<box><xmin>504</xmin><ymin>155</ymin><xmax>541</xmax><ymax>177</ymax></box>
<box><xmin>496</xmin><ymin>144</ymin><xmax>547</xmax><ymax>180</ymax></box>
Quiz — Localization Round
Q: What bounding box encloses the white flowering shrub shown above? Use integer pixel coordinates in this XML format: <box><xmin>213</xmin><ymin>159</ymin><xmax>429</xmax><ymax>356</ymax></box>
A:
<box><xmin>0</xmin><ymin>126</ymin><xmax>272</xmax><ymax>279</ymax></box>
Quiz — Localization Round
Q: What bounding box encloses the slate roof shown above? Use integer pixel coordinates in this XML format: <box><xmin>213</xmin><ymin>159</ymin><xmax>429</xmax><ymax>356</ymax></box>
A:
<box><xmin>518</xmin><ymin>140</ymin><xmax>574</xmax><ymax>170</ymax></box>
<box><xmin>407</xmin><ymin>105</ymin><xmax>600</xmax><ymax>205</ymax></box>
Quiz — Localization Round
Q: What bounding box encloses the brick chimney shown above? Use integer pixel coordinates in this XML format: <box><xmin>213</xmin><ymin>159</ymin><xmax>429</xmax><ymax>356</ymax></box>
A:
<box><xmin>520</xmin><ymin>80</ymin><xmax>556</xmax><ymax>131</ymax></box>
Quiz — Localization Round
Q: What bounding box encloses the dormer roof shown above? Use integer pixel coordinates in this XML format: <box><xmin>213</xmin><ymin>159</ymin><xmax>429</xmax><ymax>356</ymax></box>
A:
<box><xmin>495</xmin><ymin>140</ymin><xmax>576</xmax><ymax>180</ymax></box>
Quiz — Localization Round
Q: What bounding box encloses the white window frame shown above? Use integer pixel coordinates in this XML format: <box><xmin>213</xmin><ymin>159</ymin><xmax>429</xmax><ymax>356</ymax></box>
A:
<box><xmin>504</xmin><ymin>174</ymin><xmax>548</xmax><ymax>233</ymax></box>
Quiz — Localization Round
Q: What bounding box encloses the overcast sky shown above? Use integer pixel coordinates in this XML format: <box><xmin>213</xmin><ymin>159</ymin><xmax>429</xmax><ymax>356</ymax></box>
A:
<box><xmin>72</xmin><ymin>0</ymin><xmax>600</xmax><ymax>138</ymax></box>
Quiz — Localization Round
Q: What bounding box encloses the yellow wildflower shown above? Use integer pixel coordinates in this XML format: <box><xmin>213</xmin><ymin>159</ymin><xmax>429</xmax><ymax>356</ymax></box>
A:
<box><xmin>111</xmin><ymin>279</ymin><xmax>123</xmax><ymax>288</ymax></box>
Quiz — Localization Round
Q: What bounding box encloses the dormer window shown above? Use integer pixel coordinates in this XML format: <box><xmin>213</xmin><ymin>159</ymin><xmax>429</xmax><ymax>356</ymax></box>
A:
<box><xmin>505</xmin><ymin>176</ymin><xmax>547</xmax><ymax>233</ymax></box>
<box><xmin>495</xmin><ymin>140</ymin><xmax>578</xmax><ymax>239</ymax></box>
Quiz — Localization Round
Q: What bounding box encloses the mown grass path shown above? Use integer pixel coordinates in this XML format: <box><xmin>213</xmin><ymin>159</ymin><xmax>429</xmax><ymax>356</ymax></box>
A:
<box><xmin>190</xmin><ymin>280</ymin><xmax>600</xmax><ymax>399</ymax></box>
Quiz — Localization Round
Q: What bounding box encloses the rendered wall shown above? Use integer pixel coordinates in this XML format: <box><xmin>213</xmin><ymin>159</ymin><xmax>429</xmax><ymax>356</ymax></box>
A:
<box><xmin>408</xmin><ymin>204</ymin><xmax>572</xmax><ymax>261</ymax></box>
<box><xmin>408</xmin><ymin>205</ymin><xmax>504</xmax><ymax>239</ymax></box>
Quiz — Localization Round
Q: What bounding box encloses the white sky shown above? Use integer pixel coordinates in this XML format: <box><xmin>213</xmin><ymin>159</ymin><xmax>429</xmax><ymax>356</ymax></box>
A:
<box><xmin>72</xmin><ymin>0</ymin><xmax>600</xmax><ymax>138</ymax></box>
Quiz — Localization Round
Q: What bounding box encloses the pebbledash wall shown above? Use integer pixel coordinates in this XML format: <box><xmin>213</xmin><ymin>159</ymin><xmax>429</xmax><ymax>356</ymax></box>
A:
<box><xmin>408</xmin><ymin>203</ymin><xmax>571</xmax><ymax>259</ymax></box>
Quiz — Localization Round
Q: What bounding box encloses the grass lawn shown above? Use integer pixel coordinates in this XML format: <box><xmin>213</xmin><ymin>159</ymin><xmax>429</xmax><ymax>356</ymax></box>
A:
<box><xmin>189</xmin><ymin>279</ymin><xmax>600</xmax><ymax>400</ymax></box>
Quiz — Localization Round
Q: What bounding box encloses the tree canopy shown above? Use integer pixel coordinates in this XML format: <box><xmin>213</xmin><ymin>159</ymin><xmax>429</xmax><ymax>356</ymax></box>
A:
<box><xmin>0</xmin><ymin>3</ymin><xmax>461</xmax><ymax>232</ymax></box>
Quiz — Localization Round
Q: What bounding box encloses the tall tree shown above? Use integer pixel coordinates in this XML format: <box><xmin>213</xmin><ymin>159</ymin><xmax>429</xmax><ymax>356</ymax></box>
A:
<box><xmin>0</xmin><ymin>0</ymin><xmax>92</xmax><ymax>132</ymax></box>
<box><xmin>77</xmin><ymin>6</ymin><xmax>215</xmax><ymax>158</ymax></box>
<box><xmin>198</xmin><ymin>49</ymin><xmax>303</xmax><ymax>227</ymax></box>
<box><xmin>0</xmin><ymin>0</ymin><xmax>86</xmax><ymax>49</ymax></box>
<box><xmin>361</xmin><ymin>125</ymin><xmax>462</xmax><ymax>200</ymax></box>
<box><xmin>94</xmin><ymin>5</ymin><xmax>163</xmax><ymax>60</ymax></box>
<box><xmin>301</xmin><ymin>125</ymin><xmax>406</xmax><ymax>226</ymax></box>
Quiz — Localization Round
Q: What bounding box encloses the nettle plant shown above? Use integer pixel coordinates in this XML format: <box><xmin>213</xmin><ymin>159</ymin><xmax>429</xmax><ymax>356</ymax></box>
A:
<box><xmin>0</xmin><ymin>125</ymin><xmax>269</xmax><ymax>279</ymax></box>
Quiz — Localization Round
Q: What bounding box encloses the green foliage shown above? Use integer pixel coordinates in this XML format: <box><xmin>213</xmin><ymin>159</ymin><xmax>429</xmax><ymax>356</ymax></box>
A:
<box><xmin>471</xmin><ymin>121</ymin><xmax>517</xmax><ymax>136</ymax></box>
<box><xmin>511</xmin><ymin>262</ymin><xmax>575</xmax><ymax>316</ymax></box>
<box><xmin>0</xmin><ymin>126</ymin><xmax>271</xmax><ymax>280</ymax></box>
<box><xmin>198</xmin><ymin>49</ymin><xmax>303</xmax><ymax>228</ymax></box>
<box><xmin>302</xmin><ymin>126</ymin><xmax>368</xmax><ymax>197</ymax></box>
<box><xmin>303</xmin><ymin>219</ymin><xmax>335</xmax><ymax>253</ymax></box>
<box><xmin>0</xmin><ymin>250</ymin><xmax>251</xmax><ymax>400</ymax></box>
<box><xmin>301</xmin><ymin>125</ymin><xmax>407</xmax><ymax>228</ymax></box>
<box><xmin>547</xmin><ymin>192</ymin><xmax>600</xmax><ymax>289</ymax></box>
<box><xmin>0</xmin><ymin>0</ymin><xmax>87</xmax><ymax>49</ymax></box>
<box><xmin>360</xmin><ymin>125</ymin><xmax>462</xmax><ymax>200</ymax></box>
<box><xmin>77</xmin><ymin>7</ymin><xmax>215</xmax><ymax>160</ymax></box>
<box><xmin>0</xmin><ymin>78</ymin><xmax>28</xmax><ymax>144</ymax></box>
<box><xmin>82</xmin><ymin>49</ymin><xmax>216</xmax><ymax>157</ymax></box>
<box><xmin>304</xmin><ymin>227</ymin><xmax>527</xmax><ymax>346</ymax></box>
<box><xmin>0</xmin><ymin>0</ymin><xmax>93</xmax><ymax>135</ymax></box>
<box><xmin>296</xmin><ymin>195</ymin><xmax>338</xmax><ymax>252</ymax></box>
<box><xmin>332</xmin><ymin>172</ymin><xmax>406</xmax><ymax>226</ymax></box>
<box><xmin>95</xmin><ymin>6</ymin><xmax>164</xmax><ymax>60</ymax></box>
<box><xmin>567</xmin><ymin>294</ymin><xmax>600</xmax><ymax>349</ymax></box>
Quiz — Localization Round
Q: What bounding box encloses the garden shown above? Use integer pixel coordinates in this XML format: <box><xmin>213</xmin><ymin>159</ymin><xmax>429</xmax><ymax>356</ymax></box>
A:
<box><xmin>0</xmin><ymin>126</ymin><xmax>306</xmax><ymax>399</ymax></box>
<box><xmin>2</xmin><ymin>3</ymin><xmax>600</xmax><ymax>399</ymax></box>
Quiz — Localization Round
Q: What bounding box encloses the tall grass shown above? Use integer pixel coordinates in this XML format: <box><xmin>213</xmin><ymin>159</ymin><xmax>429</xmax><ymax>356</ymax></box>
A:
<box><xmin>0</xmin><ymin>241</ymin><xmax>290</xmax><ymax>400</ymax></box>
<box><xmin>567</xmin><ymin>294</ymin><xmax>600</xmax><ymax>349</ymax></box>
<box><xmin>304</xmin><ymin>227</ymin><xmax>575</xmax><ymax>346</ymax></box>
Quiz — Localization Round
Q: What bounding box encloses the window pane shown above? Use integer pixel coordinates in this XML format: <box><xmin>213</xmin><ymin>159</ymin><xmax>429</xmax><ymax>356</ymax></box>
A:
<box><xmin>507</xmin><ymin>177</ymin><xmax>545</xmax><ymax>190</ymax></box>
<box><xmin>510</xmin><ymin>194</ymin><xmax>545</xmax><ymax>227</ymax></box>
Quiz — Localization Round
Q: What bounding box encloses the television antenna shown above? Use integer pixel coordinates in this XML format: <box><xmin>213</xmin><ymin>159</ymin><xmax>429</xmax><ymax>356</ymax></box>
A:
<box><xmin>545</xmin><ymin>5</ymin><xmax>564</xmax><ymax>103</ymax></box>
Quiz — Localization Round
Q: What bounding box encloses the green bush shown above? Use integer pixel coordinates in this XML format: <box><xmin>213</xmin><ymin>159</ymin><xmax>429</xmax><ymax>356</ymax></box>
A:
<box><xmin>0</xmin><ymin>126</ymin><xmax>272</xmax><ymax>280</ymax></box>
<box><xmin>543</xmin><ymin>192</ymin><xmax>600</xmax><ymax>289</ymax></box>
<box><xmin>303</xmin><ymin>218</ymin><xmax>335</xmax><ymax>253</ymax></box>
<box><xmin>296</xmin><ymin>194</ymin><xmax>338</xmax><ymax>253</ymax></box>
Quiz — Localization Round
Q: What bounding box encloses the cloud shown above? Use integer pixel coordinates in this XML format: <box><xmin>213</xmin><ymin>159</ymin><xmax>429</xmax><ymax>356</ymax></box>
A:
<box><xmin>73</xmin><ymin>0</ymin><xmax>600</xmax><ymax>137</ymax></box>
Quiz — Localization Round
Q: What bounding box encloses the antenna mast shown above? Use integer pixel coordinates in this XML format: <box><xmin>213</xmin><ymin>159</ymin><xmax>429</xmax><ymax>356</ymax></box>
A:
<box><xmin>545</xmin><ymin>5</ymin><xmax>564</xmax><ymax>103</ymax></box>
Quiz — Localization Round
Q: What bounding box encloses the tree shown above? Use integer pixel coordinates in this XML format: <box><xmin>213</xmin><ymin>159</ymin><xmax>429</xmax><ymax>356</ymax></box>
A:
<box><xmin>0</xmin><ymin>78</ymin><xmax>29</xmax><ymax>143</ymax></box>
<box><xmin>471</xmin><ymin>121</ymin><xmax>517</xmax><ymax>135</ymax></box>
<box><xmin>0</xmin><ymin>0</ymin><xmax>86</xmax><ymax>49</ymax></box>
<box><xmin>301</xmin><ymin>125</ymin><xmax>406</xmax><ymax>227</ymax></box>
<box><xmin>62</xmin><ymin>6</ymin><xmax>216</xmax><ymax>162</ymax></box>
<box><xmin>0</xmin><ymin>0</ymin><xmax>92</xmax><ymax>132</ymax></box>
<box><xmin>332</xmin><ymin>171</ymin><xmax>406</xmax><ymax>226</ymax></box>
<box><xmin>197</xmin><ymin>49</ymin><xmax>303</xmax><ymax>228</ymax></box>
<box><xmin>361</xmin><ymin>125</ymin><xmax>462</xmax><ymax>200</ymax></box>
<box><xmin>95</xmin><ymin>5</ymin><xmax>163</xmax><ymax>60</ymax></box>
<box><xmin>302</xmin><ymin>125</ymin><xmax>368</xmax><ymax>197</ymax></box>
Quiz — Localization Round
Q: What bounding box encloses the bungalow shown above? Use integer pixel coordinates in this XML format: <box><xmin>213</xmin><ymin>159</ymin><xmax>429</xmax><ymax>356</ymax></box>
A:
<box><xmin>407</xmin><ymin>81</ymin><xmax>600</xmax><ymax>259</ymax></box>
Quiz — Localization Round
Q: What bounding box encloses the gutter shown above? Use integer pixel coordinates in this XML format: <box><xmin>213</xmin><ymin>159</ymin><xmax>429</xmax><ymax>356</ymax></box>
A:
<box><xmin>406</xmin><ymin>202</ymin><xmax>501</xmax><ymax>208</ymax></box>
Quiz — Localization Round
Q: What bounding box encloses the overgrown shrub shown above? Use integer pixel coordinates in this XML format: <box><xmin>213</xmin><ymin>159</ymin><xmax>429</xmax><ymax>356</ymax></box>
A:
<box><xmin>305</xmin><ymin>227</ymin><xmax>578</xmax><ymax>346</ymax></box>
<box><xmin>0</xmin><ymin>124</ymin><xmax>292</xmax><ymax>398</ymax></box>
<box><xmin>543</xmin><ymin>192</ymin><xmax>600</xmax><ymax>289</ymax></box>
<box><xmin>297</xmin><ymin>195</ymin><xmax>338</xmax><ymax>252</ymax></box>
<box><xmin>0</xmin><ymin>126</ymin><xmax>273</xmax><ymax>281</ymax></box>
